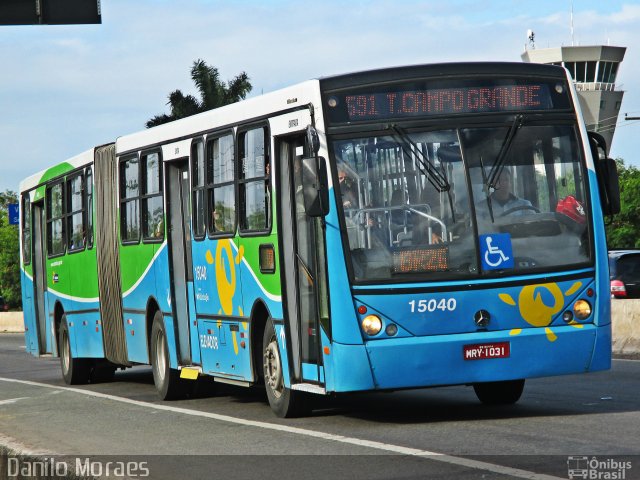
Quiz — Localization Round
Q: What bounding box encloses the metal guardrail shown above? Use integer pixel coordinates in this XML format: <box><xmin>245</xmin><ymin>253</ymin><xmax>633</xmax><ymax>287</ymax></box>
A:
<box><xmin>574</xmin><ymin>82</ymin><xmax>619</xmax><ymax>92</ymax></box>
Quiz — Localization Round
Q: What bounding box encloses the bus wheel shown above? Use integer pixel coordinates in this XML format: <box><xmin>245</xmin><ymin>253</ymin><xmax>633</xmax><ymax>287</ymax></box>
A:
<box><xmin>473</xmin><ymin>379</ymin><xmax>525</xmax><ymax>405</ymax></box>
<box><xmin>59</xmin><ymin>315</ymin><xmax>90</xmax><ymax>385</ymax></box>
<box><xmin>150</xmin><ymin>311</ymin><xmax>184</xmax><ymax>400</ymax></box>
<box><xmin>262</xmin><ymin>319</ymin><xmax>308</xmax><ymax>418</ymax></box>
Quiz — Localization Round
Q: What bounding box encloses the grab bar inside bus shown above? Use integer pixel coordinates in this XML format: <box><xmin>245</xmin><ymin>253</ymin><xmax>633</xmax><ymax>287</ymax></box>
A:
<box><xmin>347</xmin><ymin>204</ymin><xmax>448</xmax><ymax>246</ymax></box>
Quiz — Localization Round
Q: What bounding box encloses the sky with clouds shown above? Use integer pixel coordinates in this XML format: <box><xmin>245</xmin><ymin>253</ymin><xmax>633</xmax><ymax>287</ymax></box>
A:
<box><xmin>1</xmin><ymin>0</ymin><xmax>639</xmax><ymax>192</ymax></box>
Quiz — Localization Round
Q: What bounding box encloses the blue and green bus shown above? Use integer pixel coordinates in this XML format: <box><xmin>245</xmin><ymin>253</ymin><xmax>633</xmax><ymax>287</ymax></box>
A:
<box><xmin>19</xmin><ymin>62</ymin><xmax>619</xmax><ymax>417</ymax></box>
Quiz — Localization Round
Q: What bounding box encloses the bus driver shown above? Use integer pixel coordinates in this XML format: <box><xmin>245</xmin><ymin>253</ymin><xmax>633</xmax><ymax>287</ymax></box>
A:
<box><xmin>479</xmin><ymin>168</ymin><xmax>534</xmax><ymax>218</ymax></box>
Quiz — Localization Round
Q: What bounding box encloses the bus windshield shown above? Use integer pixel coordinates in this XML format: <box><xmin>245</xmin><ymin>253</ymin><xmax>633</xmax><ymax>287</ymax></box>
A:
<box><xmin>332</xmin><ymin>124</ymin><xmax>591</xmax><ymax>283</ymax></box>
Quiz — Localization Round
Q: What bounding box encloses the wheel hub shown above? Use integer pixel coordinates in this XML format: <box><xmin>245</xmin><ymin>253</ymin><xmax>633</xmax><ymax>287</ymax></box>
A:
<box><xmin>155</xmin><ymin>330</ymin><xmax>166</xmax><ymax>383</ymax></box>
<box><xmin>264</xmin><ymin>340</ymin><xmax>283</xmax><ymax>398</ymax></box>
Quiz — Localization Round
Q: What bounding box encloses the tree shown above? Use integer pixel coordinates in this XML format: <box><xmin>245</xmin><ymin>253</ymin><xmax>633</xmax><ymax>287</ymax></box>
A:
<box><xmin>0</xmin><ymin>190</ymin><xmax>20</xmax><ymax>309</ymax></box>
<box><xmin>146</xmin><ymin>59</ymin><xmax>252</xmax><ymax>128</ymax></box>
<box><xmin>605</xmin><ymin>159</ymin><xmax>640</xmax><ymax>248</ymax></box>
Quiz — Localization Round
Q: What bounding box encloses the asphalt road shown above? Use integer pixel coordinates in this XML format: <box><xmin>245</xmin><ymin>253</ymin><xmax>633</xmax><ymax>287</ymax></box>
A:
<box><xmin>0</xmin><ymin>333</ymin><xmax>639</xmax><ymax>479</ymax></box>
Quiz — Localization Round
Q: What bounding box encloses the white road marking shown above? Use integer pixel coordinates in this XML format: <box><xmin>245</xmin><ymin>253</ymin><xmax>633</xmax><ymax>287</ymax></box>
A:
<box><xmin>0</xmin><ymin>376</ymin><xmax>563</xmax><ymax>480</ymax></box>
<box><xmin>0</xmin><ymin>397</ymin><xmax>29</xmax><ymax>405</ymax></box>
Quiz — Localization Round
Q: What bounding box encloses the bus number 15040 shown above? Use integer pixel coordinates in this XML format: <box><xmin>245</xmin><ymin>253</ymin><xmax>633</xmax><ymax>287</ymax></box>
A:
<box><xmin>409</xmin><ymin>298</ymin><xmax>457</xmax><ymax>313</ymax></box>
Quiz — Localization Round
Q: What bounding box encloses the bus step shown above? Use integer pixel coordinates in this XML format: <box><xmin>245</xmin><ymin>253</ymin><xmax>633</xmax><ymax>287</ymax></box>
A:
<box><xmin>290</xmin><ymin>383</ymin><xmax>326</xmax><ymax>395</ymax></box>
<box><xmin>179</xmin><ymin>366</ymin><xmax>201</xmax><ymax>380</ymax></box>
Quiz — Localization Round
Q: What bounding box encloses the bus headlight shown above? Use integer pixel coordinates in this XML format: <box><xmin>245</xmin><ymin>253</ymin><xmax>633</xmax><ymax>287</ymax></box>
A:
<box><xmin>361</xmin><ymin>315</ymin><xmax>382</xmax><ymax>336</ymax></box>
<box><xmin>573</xmin><ymin>300</ymin><xmax>592</xmax><ymax>320</ymax></box>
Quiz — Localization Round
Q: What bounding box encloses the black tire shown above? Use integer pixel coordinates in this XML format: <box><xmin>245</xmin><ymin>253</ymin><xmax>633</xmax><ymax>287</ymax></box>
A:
<box><xmin>59</xmin><ymin>315</ymin><xmax>90</xmax><ymax>385</ymax></box>
<box><xmin>89</xmin><ymin>362</ymin><xmax>117</xmax><ymax>383</ymax></box>
<box><xmin>473</xmin><ymin>379</ymin><xmax>525</xmax><ymax>405</ymax></box>
<box><xmin>262</xmin><ymin>319</ymin><xmax>308</xmax><ymax>418</ymax></box>
<box><xmin>150</xmin><ymin>310</ymin><xmax>186</xmax><ymax>400</ymax></box>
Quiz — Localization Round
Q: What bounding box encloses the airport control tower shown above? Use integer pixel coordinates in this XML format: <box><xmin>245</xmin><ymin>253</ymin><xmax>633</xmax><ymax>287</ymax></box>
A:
<box><xmin>522</xmin><ymin>45</ymin><xmax>626</xmax><ymax>154</ymax></box>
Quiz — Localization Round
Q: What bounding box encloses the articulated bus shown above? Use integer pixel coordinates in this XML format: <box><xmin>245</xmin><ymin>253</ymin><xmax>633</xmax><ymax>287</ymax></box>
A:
<box><xmin>19</xmin><ymin>62</ymin><xmax>619</xmax><ymax>417</ymax></box>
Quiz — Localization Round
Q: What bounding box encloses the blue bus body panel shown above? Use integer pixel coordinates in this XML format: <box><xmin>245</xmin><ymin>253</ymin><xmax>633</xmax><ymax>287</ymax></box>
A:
<box><xmin>329</xmin><ymin>342</ymin><xmax>376</xmax><ymax>392</ymax></box>
<box><xmin>41</xmin><ymin>291</ymin><xmax>105</xmax><ymax>359</ymax></box>
<box><xmin>363</xmin><ymin>324</ymin><xmax>607</xmax><ymax>390</ymax></box>
<box><xmin>198</xmin><ymin>319</ymin><xmax>251</xmax><ymax>379</ymax></box>
<box><xmin>354</xmin><ymin>277</ymin><xmax>597</xmax><ymax>337</ymax></box>
<box><xmin>122</xmin><ymin>253</ymin><xmax>163</xmax><ymax>365</ymax></box>
<box><xmin>186</xmin><ymin>281</ymin><xmax>201</xmax><ymax>365</ymax></box>
<box><xmin>327</xmin><ymin>275</ymin><xmax>607</xmax><ymax>392</ymax></box>
<box><xmin>275</xmin><ymin>322</ymin><xmax>292</xmax><ymax>388</ymax></box>
<box><xmin>120</xmin><ymin>244</ymin><xmax>178</xmax><ymax>367</ymax></box>
<box><xmin>324</xmin><ymin>188</ymin><xmax>368</xmax><ymax>346</ymax></box>
<box><xmin>191</xmin><ymin>238</ymin><xmax>283</xmax><ymax>381</ymax></box>
<box><xmin>20</xmin><ymin>271</ymin><xmax>39</xmax><ymax>355</ymax></box>
<box><xmin>66</xmin><ymin>304</ymin><xmax>104</xmax><ymax>359</ymax></box>
<box><xmin>587</xmin><ymin>169</ymin><xmax>612</xmax><ymax>330</ymax></box>
<box><xmin>191</xmin><ymin>239</ymin><xmax>245</xmax><ymax>320</ymax></box>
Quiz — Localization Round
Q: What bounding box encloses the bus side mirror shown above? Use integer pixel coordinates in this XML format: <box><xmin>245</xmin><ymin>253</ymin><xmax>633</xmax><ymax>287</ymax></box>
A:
<box><xmin>588</xmin><ymin>131</ymin><xmax>620</xmax><ymax>216</ymax></box>
<box><xmin>598</xmin><ymin>157</ymin><xmax>620</xmax><ymax>215</ymax></box>
<box><xmin>301</xmin><ymin>156</ymin><xmax>329</xmax><ymax>217</ymax></box>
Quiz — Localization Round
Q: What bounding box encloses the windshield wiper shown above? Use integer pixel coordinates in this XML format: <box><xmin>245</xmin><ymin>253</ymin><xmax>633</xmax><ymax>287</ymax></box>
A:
<box><xmin>390</xmin><ymin>125</ymin><xmax>450</xmax><ymax>192</ymax></box>
<box><xmin>487</xmin><ymin>114</ymin><xmax>524</xmax><ymax>189</ymax></box>
<box><xmin>390</xmin><ymin>124</ymin><xmax>456</xmax><ymax>223</ymax></box>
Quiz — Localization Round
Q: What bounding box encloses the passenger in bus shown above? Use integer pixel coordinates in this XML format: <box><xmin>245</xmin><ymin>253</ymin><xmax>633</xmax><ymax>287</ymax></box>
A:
<box><xmin>154</xmin><ymin>220</ymin><xmax>164</xmax><ymax>238</ymax></box>
<box><xmin>477</xmin><ymin>168</ymin><xmax>533</xmax><ymax>218</ymax></box>
<box><xmin>212</xmin><ymin>207</ymin><xmax>224</xmax><ymax>232</ymax></box>
<box><xmin>338</xmin><ymin>166</ymin><xmax>357</xmax><ymax>209</ymax></box>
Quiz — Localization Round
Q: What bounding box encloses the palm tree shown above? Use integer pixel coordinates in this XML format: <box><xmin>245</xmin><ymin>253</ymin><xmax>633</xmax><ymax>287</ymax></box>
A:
<box><xmin>146</xmin><ymin>59</ymin><xmax>252</xmax><ymax>128</ymax></box>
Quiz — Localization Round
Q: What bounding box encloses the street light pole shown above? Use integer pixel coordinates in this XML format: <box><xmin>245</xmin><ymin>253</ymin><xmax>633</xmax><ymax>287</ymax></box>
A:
<box><xmin>625</xmin><ymin>114</ymin><xmax>640</xmax><ymax>120</ymax></box>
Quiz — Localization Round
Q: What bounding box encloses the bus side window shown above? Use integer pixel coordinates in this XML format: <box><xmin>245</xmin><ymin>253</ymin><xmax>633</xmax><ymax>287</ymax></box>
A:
<box><xmin>120</xmin><ymin>156</ymin><xmax>140</xmax><ymax>244</ymax></box>
<box><xmin>191</xmin><ymin>139</ymin><xmax>206</xmax><ymax>240</ymax></box>
<box><xmin>22</xmin><ymin>194</ymin><xmax>31</xmax><ymax>264</ymax></box>
<box><xmin>141</xmin><ymin>151</ymin><xmax>164</xmax><ymax>241</ymax></box>
<box><xmin>46</xmin><ymin>182</ymin><xmax>66</xmax><ymax>256</ymax></box>
<box><xmin>86</xmin><ymin>167</ymin><xmax>94</xmax><ymax>249</ymax></box>
<box><xmin>238</xmin><ymin>126</ymin><xmax>270</xmax><ymax>233</ymax></box>
<box><xmin>67</xmin><ymin>173</ymin><xmax>85</xmax><ymax>251</ymax></box>
<box><xmin>207</xmin><ymin>133</ymin><xmax>236</xmax><ymax>236</ymax></box>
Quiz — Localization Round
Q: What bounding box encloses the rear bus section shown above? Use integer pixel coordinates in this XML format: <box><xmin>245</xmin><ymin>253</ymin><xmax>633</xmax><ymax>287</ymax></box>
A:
<box><xmin>20</xmin><ymin>146</ymin><xmax>120</xmax><ymax>383</ymax></box>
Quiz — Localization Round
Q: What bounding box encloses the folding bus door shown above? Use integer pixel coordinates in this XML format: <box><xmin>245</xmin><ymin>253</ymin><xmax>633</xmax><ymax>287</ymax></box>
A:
<box><xmin>30</xmin><ymin>202</ymin><xmax>51</xmax><ymax>354</ymax></box>
<box><xmin>277</xmin><ymin>135</ymin><xmax>329</xmax><ymax>387</ymax></box>
<box><xmin>166</xmin><ymin>160</ymin><xmax>197</xmax><ymax>365</ymax></box>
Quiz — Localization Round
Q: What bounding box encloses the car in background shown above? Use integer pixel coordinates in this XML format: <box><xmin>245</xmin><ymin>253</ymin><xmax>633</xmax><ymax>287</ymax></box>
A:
<box><xmin>0</xmin><ymin>296</ymin><xmax>8</xmax><ymax>312</ymax></box>
<box><xmin>609</xmin><ymin>249</ymin><xmax>640</xmax><ymax>299</ymax></box>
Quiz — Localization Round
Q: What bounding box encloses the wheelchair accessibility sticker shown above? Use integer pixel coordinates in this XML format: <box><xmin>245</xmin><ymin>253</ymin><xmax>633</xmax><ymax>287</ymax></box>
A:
<box><xmin>480</xmin><ymin>234</ymin><xmax>514</xmax><ymax>270</ymax></box>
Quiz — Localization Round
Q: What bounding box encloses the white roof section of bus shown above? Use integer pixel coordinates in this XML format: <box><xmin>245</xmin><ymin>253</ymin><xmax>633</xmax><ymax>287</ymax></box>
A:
<box><xmin>19</xmin><ymin>147</ymin><xmax>95</xmax><ymax>193</ymax></box>
<box><xmin>116</xmin><ymin>79</ymin><xmax>320</xmax><ymax>155</ymax></box>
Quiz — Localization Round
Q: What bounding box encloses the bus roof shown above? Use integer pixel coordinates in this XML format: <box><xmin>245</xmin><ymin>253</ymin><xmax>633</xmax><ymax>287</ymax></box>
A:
<box><xmin>19</xmin><ymin>61</ymin><xmax>570</xmax><ymax>193</ymax></box>
<box><xmin>19</xmin><ymin>147</ymin><xmax>96</xmax><ymax>193</ymax></box>
<box><xmin>318</xmin><ymin>61</ymin><xmax>567</xmax><ymax>90</ymax></box>
<box><xmin>116</xmin><ymin>79</ymin><xmax>320</xmax><ymax>156</ymax></box>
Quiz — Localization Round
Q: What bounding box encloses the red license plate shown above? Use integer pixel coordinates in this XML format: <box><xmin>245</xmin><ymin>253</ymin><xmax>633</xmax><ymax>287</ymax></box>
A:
<box><xmin>463</xmin><ymin>342</ymin><xmax>510</xmax><ymax>360</ymax></box>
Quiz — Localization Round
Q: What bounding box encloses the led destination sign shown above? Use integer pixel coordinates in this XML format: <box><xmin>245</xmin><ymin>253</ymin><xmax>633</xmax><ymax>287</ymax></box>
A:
<box><xmin>325</xmin><ymin>78</ymin><xmax>569</xmax><ymax>124</ymax></box>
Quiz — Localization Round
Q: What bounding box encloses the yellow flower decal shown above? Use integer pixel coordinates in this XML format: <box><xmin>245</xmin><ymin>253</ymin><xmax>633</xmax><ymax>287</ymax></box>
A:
<box><xmin>518</xmin><ymin>284</ymin><xmax>564</xmax><ymax>328</ymax></box>
<box><xmin>500</xmin><ymin>281</ymin><xmax>584</xmax><ymax>343</ymax></box>
<box><xmin>215</xmin><ymin>241</ymin><xmax>236</xmax><ymax>316</ymax></box>
<box><xmin>211</xmin><ymin>240</ymin><xmax>247</xmax><ymax>355</ymax></box>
